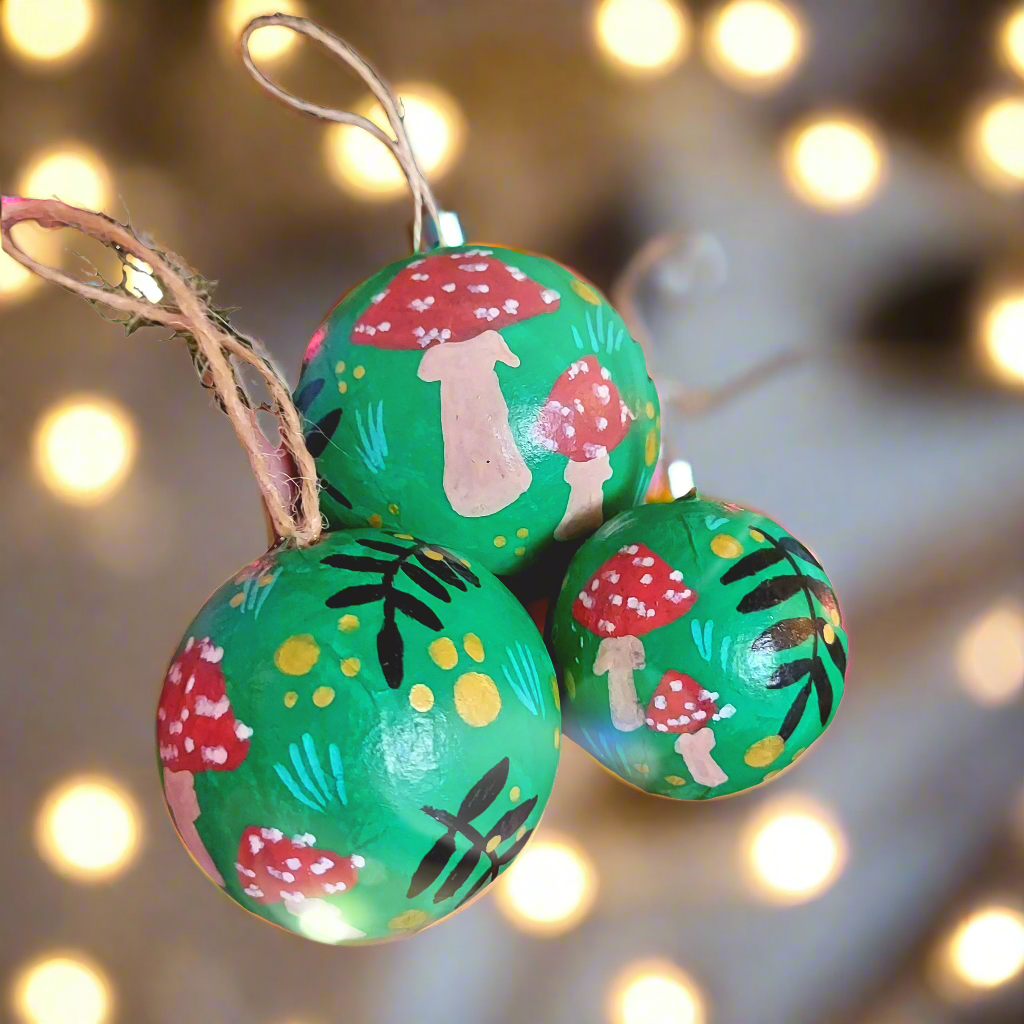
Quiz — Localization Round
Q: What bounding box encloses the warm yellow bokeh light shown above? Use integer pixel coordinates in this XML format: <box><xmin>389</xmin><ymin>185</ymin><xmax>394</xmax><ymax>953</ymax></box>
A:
<box><xmin>593</xmin><ymin>0</ymin><xmax>691</xmax><ymax>75</ymax></box>
<box><xmin>17</xmin><ymin>146</ymin><xmax>111</xmax><ymax>212</ymax></box>
<box><xmin>12</xmin><ymin>954</ymin><xmax>111</xmax><ymax>1024</ymax></box>
<box><xmin>324</xmin><ymin>85</ymin><xmax>465</xmax><ymax>197</ymax></box>
<box><xmin>704</xmin><ymin>1</ymin><xmax>806</xmax><ymax>89</ymax></box>
<box><xmin>33</xmin><ymin>397</ymin><xmax>136</xmax><ymax>504</ymax></box>
<box><xmin>1</xmin><ymin>0</ymin><xmax>96</xmax><ymax>65</ymax></box>
<box><xmin>998</xmin><ymin>7</ymin><xmax>1024</xmax><ymax>79</ymax></box>
<box><xmin>494</xmin><ymin>835</ymin><xmax>597</xmax><ymax>936</ymax></box>
<box><xmin>222</xmin><ymin>0</ymin><xmax>304</xmax><ymax>61</ymax></box>
<box><xmin>0</xmin><ymin>249</ymin><xmax>36</xmax><ymax>301</ymax></box>
<box><xmin>943</xmin><ymin>906</ymin><xmax>1024</xmax><ymax>990</ymax></box>
<box><xmin>967</xmin><ymin>95</ymin><xmax>1024</xmax><ymax>190</ymax></box>
<box><xmin>746</xmin><ymin>800</ymin><xmax>846</xmax><ymax>902</ymax></box>
<box><xmin>978</xmin><ymin>291</ymin><xmax>1024</xmax><ymax>386</ymax></box>
<box><xmin>0</xmin><ymin>224</ymin><xmax>61</xmax><ymax>305</ymax></box>
<box><xmin>36</xmin><ymin>777</ymin><xmax>139</xmax><ymax>880</ymax></box>
<box><xmin>956</xmin><ymin>601</ymin><xmax>1024</xmax><ymax>705</ymax></box>
<box><xmin>124</xmin><ymin>258</ymin><xmax>164</xmax><ymax>303</ymax></box>
<box><xmin>609</xmin><ymin>960</ymin><xmax>704</xmax><ymax>1024</ymax></box>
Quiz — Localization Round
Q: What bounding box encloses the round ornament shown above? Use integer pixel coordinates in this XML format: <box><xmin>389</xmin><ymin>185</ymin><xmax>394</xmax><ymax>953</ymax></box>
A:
<box><xmin>295</xmin><ymin>245</ymin><xmax>660</xmax><ymax>588</ymax></box>
<box><xmin>156</xmin><ymin>529</ymin><xmax>562</xmax><ymax>944</ymax></box>
<box><xmin>550</xmin><ymin>494</ymin><xmax>847</xmax><ymax>799</ymax></box>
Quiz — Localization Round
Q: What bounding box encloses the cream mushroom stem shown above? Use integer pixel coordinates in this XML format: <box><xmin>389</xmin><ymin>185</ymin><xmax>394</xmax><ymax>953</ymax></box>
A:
<box><xmin>162</xmin><ymin>768</ymin><xmax>224</xmax><ymax>885</ymax></box>
<box><xmin>555</xmin><ymin>455</ymin><xmax>612</xmax><ymax>540</ymax></box>
<box><xmin>593</xmin><ymin>634</ymin><xmax>646</xmax><ymax>732</ymax></box>
<box><xmin>675</xmin><ymin>728</ymin><xmax>727</xmax><ymax>787</ymax></box>
<box><xmin>417</xmin><ymin>330</ymin><xmax>533</xmax><ymax>517</ymax></box>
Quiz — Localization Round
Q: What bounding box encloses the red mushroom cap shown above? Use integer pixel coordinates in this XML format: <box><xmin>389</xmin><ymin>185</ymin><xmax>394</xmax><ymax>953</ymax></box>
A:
<box><xmin>571</xmin><ymin>543</ymin><xmax>697</xmax><ymax>638</ymax></box>
<box><xmin>157</xmin><ymin>636</ymin><xmax>251</xmax><ymax>774</ymax></box>
<box><xmin>645</xmin><ymin>672</ymin><xmax>718</xmax><ymax>735</ymax></box>
<box><xmin>349</xmin><ymin>249</ymin><xmax>561</xmax><ymax>350</ymax></box>
<box><xmin>534</xmin><ymin>356</ymin><xmax>634</xmax><ymax>462</ymax></box>
<box><xmin>235</xmin><ymin>827</ymin><xmax>362</xmax><ymax>905</ymax></box>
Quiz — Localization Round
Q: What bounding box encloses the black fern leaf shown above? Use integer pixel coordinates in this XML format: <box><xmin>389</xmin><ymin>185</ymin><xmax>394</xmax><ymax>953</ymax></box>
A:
<box><xmin>489</xmin><ymin>797</ymin><xmax>538</xmax><ymax>842</ymax></box>
<box><xmin>737</xmin><ymin>575</ymin><xmax>805</xmax><ymax>614</ymax></box>
<box><xmin>422</xmin><ymin>806</ymin><xmax>460</xmax><ymax>830</ymax></box>
<box><xmin>406</xmin><ymin>833</ymin><xmax>456</xmax><ymax>898</ymax></box>
<box><xmin>767</xmin><ymin>658</ymin><xmax>815</xmax><ymax>689</ymax></box>
<box><xmin>325</xmin><ymin>583</ymin><xmax>386</xmax><ymax>608</ymax></box>
<box><xmin>497</xmin><ymin>828</ymin><xmax>534</xmax><ymax>867</ymax></box>
<box><xmin>458</xmin><ymin>759</ymin><xmax>509</xmax><ymax>819</ymax></box>
<box><xmin>720</xmin><ymin>548</ymin><xmax>785</xmax><ymax>585</ymax></box>
<box><xmin>392</xmin><ymin>588</ymin><xmax>443</xmax><ymax>631</ymax></box>
<box><xmin>294</xmin><ymin>378</ymin><xmax>324</xmax><ymax>414</ymax></box>
<box><xmin>806</xmin><ymin>577</ymin><xmax>839</xmax><ymax>617</ymax></box>
<box><xmin>455</xmin><ymin>868</ymin><xmax>492</xmax><ymax>909</ymax></box>
<box><xmin>434</xmin><ymin>848</ymin><xmax>482</xmax><ymax>903</ymax></box>
<box><xmin>319</xmin><ymin>476</ymin><xmax>352</xmax><ymax>510</ymax></box>
<box><xmin>825</xmin><ymin>633</ymin><xmax>847</xmax><ymax>675</ymax></box>
<box><xmin>415</xmin><ymin>553</ymin><xmax>467</xmax><ymax>591</ymax></box>
<box><xmin>811</xmin><ymin>659</ymin><xmax>834</xmax><ymax>724</ymax></box>
<box><xmin>779</xmin><ymin>681</ymin><xmax>813</xmax><ymax>741</ymax></box>
<box><xmin>358</xmin><ymin>538</ymin><xmax>408</xmax><ymax>555</ymax></box>
<box><xmin>779</xmin><ymin>536</ymin><xmax>823</xmax><ymax>569</ymax></box>
<box><xmin>320</xmin><ymin>554</ymin><xmax>393</xmax><ymax>573</ymax></box>
<box><xmin>378</xmin><ymin>611</ymin><xmax>404</xmax><ymax>688</ymax></box>
<box><xmin>751</xmin><ymin>618</ymin><xmax>815</xmax><ymax>654</ymax></box>
<box><xmin>401</xmin><ymin>563</ymin><xmax>451</xmax><ymax>603</ymax></box>
<box><xmin>303</xmin><ymin>409</ymin><xmax>342</xmax><ymax>457</ymax></box>
<box><xmin>442</xmin><ymin>555</ymin><xmax>480</xmax><ymax>588</ymax></box>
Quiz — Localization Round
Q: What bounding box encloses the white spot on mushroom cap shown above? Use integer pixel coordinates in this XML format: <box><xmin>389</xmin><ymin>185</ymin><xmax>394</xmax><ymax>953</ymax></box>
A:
<box><xmin>656</xmin><ymin>723</ymin><xmax>668</xmax><ymax>732</ymax></box>
<box><xmin>540</xmin><ymin>288</ymin><xmax>559</xmax><ymax>304</ymax></box>
<box><xmin>168</xmin><ymin>721</ymin><xmax>183</xmax><ymax>735</ymax></box>
<box><xmin>157</xmin><ymin>708</ymin><xmax>166</xmax><ymax>721</ymax></box>
<box><xmin>458</xmin><ymin>262</ymin><xmax>489</xmax><ymax>272</ymax></box>
<box><xmin>185</xmin><ymin>675</ymin><xmax>195</xmax><ymax>694</ymax></box>
<box><xmin>684</xmin><ymin>702</ymin><xmax>696</xmax><ymax>711</ymax></box>
<box><xmin>351</xmin><ymin>854</ymin><xmax>365</xmax><ymax>868</ymax></box>
<box><xmin>280</xmin><ymin>890</ymin><xmax>305</xmax><ymax>902</ymax></box>
<box><xmin>309</xmin><ymin>856</ymin><xmax>336</xmax><ymax>875</ymax></box>
<box><xmin>715</xmin><ymin>704</ymin><xmax>736</xmax><ymax>720</ymax></box>
<box><xmin>408</xmin><ymin>258</ymin><xmax>425</xmax><ymax>267</ymax></box>
<box><xmin>591</xmin><ymin>580</ymin><xmax>600</xmax><ymax>591</ymax></box>
<box><xmin>408</xmin><ymin>296</ymin><xmax>435</xmax><ymax>313</ymax></box>
<box><xmin>473</xmin><ymin>307</ymin><xmax>500</xmax><ymax>321</ymax></box>
<box><xmin>505</xmin><ymin>264</ymin><xmax>527</xmax><ymax>281</ymax></box>
<box><xmin>167</xmin><ymin>664</ymin><xmax>181</xmax><ymax>685</ymax></box>
<box><xmin>640</xmin><ymin>573</ymin><xmax>653</xmax><ymax>585</ymax></box>
<box><xmin>502</xmin><ymin>298</ymin><xmax>519</xmax><ymax>314</ymax></box>
<box><xmin>377</xmin><ymin>321</ymin><xmax>391</xmax><ymax>332</ymax></box>
<box><xmin>244</xmin><ymin>884</ymin><xmax>264</xmax><ymax>898</ymax></box>
<box><xmin>692</xmin><ymin>710</ymin><xmax>707</xmax><ymax>721</ymax></box>
<box><xmin>235</xmin><ymin>721</ymin><xmax>253</xmax><ymax>741</ymax></box>
<box><xmin>653</xmin><ymin>695</ymin><xmax>667</xmax><ymax>710</ymax></box>
<box><xmin>323</xmin><ymin>881</ymin><xmax>348</xmax><ymax>893</ymax></box>
<box><xmin>201</xmin><ymin>745</ymin><xmax>228</xmax><ymax>765</ymax></box>
<box><xmin>410</xmin><ymin>273</ymin><xmax>429</xmax><ymax>281</ymax></box>
<box><xmin>293</xmin><ymin>833</ymin><xmax>316</xmax><ymax>846</ymax></box>
<box><xmin>646</xmin><ymin>717</ymin><xmax>655</xmax><ymax>726</ymax></box>
<box><xmin>184</xmin><ymin>737</ymin><xmax>194</xmax><ymax>752</ymax></box>
<box><xmin>194</xmin><ymin>694</ymin><xmax>230</xmax><ymax>719</ymax></box>
<box><xmin>596</xmin><ymin>416</ymin><xmax>608</xmax><ymax>430</ymax></box>
<box><xmin>593</xmin><ymin>383</ymin><xmax>611</xmax><ymax>404</ymax></box>
<box><xmin>600</xmin><ymin>366</ymin><xmax>611</xmax><ymax>380</ymax></box>
<box><xmin>261</xmin><ymin>828</ymin><xmax>284</xmax><ymax>842</ymax></box>
<box><xmin>468</xmin><ymin>283</ymin><xmax>489</xmax><ymax>293</ymax></box>
<box><xmin>248</xmin><ymin>834</ymin><xmax>264</xmax><ymax>855</ymax></box>
<box><xmin>184</xmin><ymin>637</ymin><xmax>195</xmax><ymax>652</ymax></box>
<box><xmin>441</xmin><ymin>282</ymin><xmax>456</xmax><ymax>292</ymax></box>
<box><xmin>371</xmin><ymin>289</ymin><xmax>388</xmax><ymax>304</ymax></box>
<box><xmin>610</xmin><ymin>594</ymin><xmax>623</xmax><ymax>606</ymax></box>
<box><xmin>285</xmin><ymin>858</ymin><xmax>301</xmax><ymax>870</ymax></box>
<box><xmin>159</xmin><ymin>743</ymin><xmax>177</xmax><ymax>761</ymax></box>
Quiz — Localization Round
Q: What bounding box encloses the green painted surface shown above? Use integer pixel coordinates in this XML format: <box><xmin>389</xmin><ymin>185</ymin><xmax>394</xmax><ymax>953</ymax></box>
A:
<box><xmin>550</xmin><ymin>494</ymin><xmax>847</xmax><ymax>799</ymax></box>
<box><xmin>295</xmin><ymin>245</ymin><xmax>659</xmax><ymax>592</ymax></box>
<box><xmin>157</xmin><ymin>530</ymin><xmax>561</xmax><ymax>944</ymax></box>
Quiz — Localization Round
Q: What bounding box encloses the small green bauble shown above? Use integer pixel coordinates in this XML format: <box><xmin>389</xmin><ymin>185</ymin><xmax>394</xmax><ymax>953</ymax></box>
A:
<box><xmin>156</xmin><ymin>530</ymin><xmax>562</xmax><ymax>944</ymax></box>
<box><xmin>294</xmin><ymin>245</ymin><xmax>660</xmax><ymax>589</ymax></box>
<box><xmin>550</xmin><ymin>495</ymin><xmax>847</xmax><ymax>799</ymax></box>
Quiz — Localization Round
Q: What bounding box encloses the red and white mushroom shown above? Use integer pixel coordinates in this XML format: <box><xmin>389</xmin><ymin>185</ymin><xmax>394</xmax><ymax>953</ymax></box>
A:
<box><xmin>350</xmin><ymin>249</ymin><xmax>561</xmax><ymax>517</ymax></box>
<box><xmin>235</xmin><ymin>827</ymin><xmax>365</xmax><ymax>940</ymax></box>
<box><xmin>157</xmin><ymin>636</ymin><xmax>252</xmax><ymax>885</ymax></box>
<box><xmin>535</xmin><ymin>355</ymin><xmax>634</xmax><ymax>539</ymax></box>
<box><xmin>645</xmin><ymin>672</ymin><xmax>736</xmax><ymax>787</ymax></box>
<box><xmin>572</xmin><ymin>544</ymin><xmax>697</xmax><ymax>731</ymax></box>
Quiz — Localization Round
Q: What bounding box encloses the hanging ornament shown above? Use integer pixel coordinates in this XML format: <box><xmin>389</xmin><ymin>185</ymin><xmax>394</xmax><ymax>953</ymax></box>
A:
<box><xmin>549</xmin><ymin>492</ymin><xmax>847</xmax><ymax>799</ymax></box>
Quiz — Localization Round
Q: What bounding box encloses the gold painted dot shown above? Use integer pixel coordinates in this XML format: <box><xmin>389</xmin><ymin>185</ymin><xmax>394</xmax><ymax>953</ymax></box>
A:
<box><xmin>388</xmin><ymin>503</ymin><xmax>400</xmax><ymax>515</ymax></box>
<box><xmin>353</xmin><ymin>365</ymin><xmax>365</xmax><ymax>379</ymax></box>
<box><xmin>514</xmin><ymin>547</ymin><xmax>526</xmax><ymax>556</ymax></box>
<box><xmin>493</xmin><ymin>535</ymin><xmax>507</xmax><ymax>548</ymax></box>
<box><xmin>744</xmin><ymin>735</ymin><xmax>785</xmax><ymax>768</ymax></box>
<box><xmin>516</xmin><ymin>527</ymin><xmax>529</xmax><ymax>538</ymax></box>
<box><xmin>409</xmin><ymin>684</ymin><xmax>434</xmax><ymax>712</ymax></box>
<box><xmin>338</xmin><ymin>614</ymin><xmax>359</xmax><ymax>633</ymax></box>
<box><xmin>258</xmin><ymin>573</ymin><xmax>275</xmax><ymax>586</ymax></box>
<box><xmin>463</xmin><ymin>633</ymin><xmax>484</xmax><ymax>662</ymax></box>
<box><xmin>829</xmin><ymin>608</ymin><xmax>841</xmax><ymax>626</ymax></box>
<box><xmin>711</xmin><ymin>534</ymin><xmax>743</xmax><ymax>559</ymax></box>
<box><xmin>422</xmin><ymin>548</ymin><xmax>444</xmax><ymax>561</ymax></box>
<box><xmin>516</xmin><ymin>826</ymin><xmax>526</xmax><ymax>841</ymax></box>
<box><xmin>564</xmin><ymin>669</ymin><xmax>576</xmax><ymax>699</ymax></box>
<box><xmin>822</xmin><ymin>622</ymin><xmax>835</xmax><ymax>644</ymax></box>
<box><xmin>274</xmin><ymin>634</ymin><xmax>320</xmax><ymax>675</ymax></box>
<box><xmin>229</xmin><ymin>592</ymin><xmax>245</xmax><ymax>607</ymax></box>
<box><xmin>485</xmin><ymin>834</ymin><xmax>501</xmax><ymax>853</ymax></box>
<box><xmin>283</xmin><ymin>691</ymin><xmax>298</xmax><ymax>708</ymax></box>
<box><xmin>312</xmin><ymin>686</ymin><xmax>335</xmax><ymax>708</ymax></box>
<box><xmin>550</xmin><ymin>674</ymin><xmax>560</xmax><ymax>711</ymax></box>
<box><xmin>763</xmin><ymin>770</ymin><xmax>782</xmax><ymax>782</ymax></box>
<box><xmin>460</xmin><ymin>557</ymin><xmax>471</xmax><ymax>567</ymax></box>
<box><xmin>554</xmin><ymin>728</ymin><xmax>560</xmax><ymax>749</ymax></box>
<box><xmin>644</xmin><ymin>428</ymin><xmax>658</xmax><ymax>466</ymax></box>
<box><xmin>367</xmin><ymin>513</ymin><xmax>383</xmax><ymax>528</ymax></box>
<box><xmin>749</xmin><ymin>529</ymin><xmax>765</xmax><ymax>542</ymax></box>
<box><xmin>792</xmin><ymin>746</ymin><xmax>807</xmax><ymax>760</ymax></box>
<box><xmin>389</xmin><ymin>908</ymin><xmax>428</xmax><ymax>931</ymax></box>
<box><xmin>341</xmin><ymin>657</ymin><xmax>361</xmax><ymax>677</ymax></box>
<box><xmin>665</xmin><ymin>775</ymin><xmax>687</xmax><ymax>786</ymax></box>
<box><xmin>509</xmin><ymin>786</ymin><xmax>521</xmax><ymax>802</ymax></box>
<box><xmin>453</xmin><ymin>672</ymin><xmax>501</xmax><ymax>726</ymax></box>
<box><xmin>635</xmin><ymin>763</ymin><xmax>650</xmax><ymax>774</ymax></box>
<box><xmin>395</xmin><ymin>533</ymin><xmax>415</xmax><ymax>540</ymax></box>
<box><xmin>335</xmin><ymin>360</ymin><xmax>346</xmax><ymax>374</ymax></box>
<box><xmin>645</xmin><ymin>401</ymin><xmax>655</xmax><ymax>418</ymax></box>
<box><xmin>429</xmin><ymin>637</ymin><xmax>458</xmax><ymax>670</ymax></box>
<box><xmin>337</xmin><ymin>380</ymin><xmax>348</xmax><ymax>394</ymax></box>
<box><xmin>570</xmin><ymin>278</ymin><xmax>601</xmax><ymax>304</ymax></box>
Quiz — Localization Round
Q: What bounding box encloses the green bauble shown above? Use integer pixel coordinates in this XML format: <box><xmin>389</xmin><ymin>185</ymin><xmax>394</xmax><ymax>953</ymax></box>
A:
<box><xmin>550</xmin><ymin>494</ymin><xmax>847</xmax><ymax>799</ymax></box>
<box><xmin>156</xmin><ymin>530</ymin><xmax>562</xmax><ymax>944</ymax></box>
<box><xmin>294</xmin><ymin>246</ymin><xmax>660</xmax><ymax>589</ymax></box>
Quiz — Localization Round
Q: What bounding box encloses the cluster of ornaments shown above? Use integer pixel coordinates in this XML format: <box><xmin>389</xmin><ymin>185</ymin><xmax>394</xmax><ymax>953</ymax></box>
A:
<box><xmin>157</xmin><ymin>243</ymin><xmax>847</xmax><ymax>945</ymax></box>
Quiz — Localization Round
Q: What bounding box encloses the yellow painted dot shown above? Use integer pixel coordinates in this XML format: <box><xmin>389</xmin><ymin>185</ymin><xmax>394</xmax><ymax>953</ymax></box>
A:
<box><xmin>367</xmin><ymin>513</ymin><xmax>383</xmax><ymax>528</ymax></box>
<box><xmin>258</xmin><ymin>573</ymin><xmax>275</xmax><ymax>586</ymax></box>
<box><xmin>338</xmin><ymin>614</ymin><xmax>359</xmax><ymax>633</ymax></box>
<box><xmin>822</xmin><ymin>622</ymin><xmax>836</xmax><ymax>644</ymax></box>
<box><xmin>763</xmin><ymin>770</ymin><xmax>782</xmax><ymax>782</ymax></box>
<box><xmin>335</xmin><ymin>360</ymin><xmax>346</xmax><ymax>374</ymax></box>
<box><xmin>395</xmin><ymin>533</ymin><xmax>415</xmax><ymax>540</ymax></box>
<box><xmin>388</xmin><ymin>503</ymin><xmax>400</xmax><ymax>515</ymax></box>
<box><xmin>509</xmin><ymin>786</ymin><xmax>521</xmax><ymax>802</ymax></box>
<box><xmin>711</xmin><ymin>534</ymin><xmax>744</xmax><ymax>559</ymax></box>
<box><xmin>283</xmin><ymin>691</ymin><xmax>298</xmax><ymax>708</ymax></box>
<box><xmin>554</xmin><ymin>728</ymin><xmax>560</xmax><ymax>749</ymax></box>
<box><xmin>550</xmin><ymin>674</ymin><xmax>560</xmax><ymax>711</ymax></box>
<box><xmin>453</xmin><ymin>672</ymin><xmax>501</xmax><ymax>726</ymax></box>
<box><xmin>564</xmin><ymin>669</ymin><xmax>576</xmax><ymax>699</ymax></box>
<box><xmin>749</xmin><ymin>528</ymin><xmax>765</xmax><ymax>542</ymax></box>
<box><xmin>634</xmin><ymin>763</ymin><xmax>650</xmax><ymax>774</ymax></box>
<box><xmin>645</xmin><ymin>401</ymin><xmax>655</xmax><ymax>418</ymax></box>
<box><xmin>312</xmin><ymin>686</ymin><xmax>335</xmax><ymax>708</ymax></box>
<box><xmin>274</xmin><ymin>634</ymin><xmax>320</xmax><ymax>675</ymax></box>
<box><xmin>409</xmin><ymin>684</ymin><xmax>434</xmax><ymax>712</ymax></box>
<box><xmin>341</xmin><ymin>657</ymin><xmax>361</xmax><ymax>677</ymax></box>
<box><xmin>493</xmin><ymin>535</ymin><xmax>507</xmax><ymax>548</ymax></box>
<box><xmin>516</xmin><ymin>527</ymin><xmax>529</xmax><ymax>538</ymax></box>
<box><xmin>570</xmin><ymin>278</ymin><xmax>602</xmax><ymax>304</ymax></box>
<box><xmin>665</xmin><ymin>775</ymin><xmax>687</xmax><ymax>786</ymax></box>
<box><xmin>229</xmin><ymin>592</ymin><xmax>244</xmax><ymax>607</ymax></box>
<box><xmin>829</xmin><ymin>608</ymin><xmax>841</xmax><ymax>626</ymax></box>
<box><xmin>744</xmin><ymin>735</ymin><xmax>785</xmax><ymax>768</ymax></box>
<box><xmin>463</xmin><ymin>633</ymin><xmax>484</xmax><ymax>662</ymax></box>
<box><xmin>353</xmin><ymin>365</ymin><xmax>365</xmax><ymax>379</ymax></box>
<box><xmin>792</xmin><ymin>746</ymin><xmax>807</xmax><ymax>760</ymax></box>
<box><xmin>337</xmin><ymin>380</ymin><xmax>348</xmax><ymax>394</ymax></box>
<box><xmin>485</xmin><ymin>834</ymin><xmax>501</xmax><ymax>853</ymax></box>
<box><xmin>460</xmin><ymin>557</ymin><xmax>471</xmax><ymax>567</ymax></box>
<box><xmin>516</xmin><ymin>826</ymin><xmax>526</xmax><ymax>841</ymax></box>
<box><xmin>389</xmin><ymin>908</ymin><xmax>428</xmax><ymax>931</ymax></box>
<box><xmin>514</xmin><ymin>547</ymin><xmax>526</xmax><ymax>557</ymax></box>
<box><xmin>644</xmin><ymin>428</ymin><xmax>658</xmax><ymax>466</ymax></box>
<box><xmin>429</xmin><ymin>637</ymin><xmax>458</xmax><ymax>670</ymax></box>
<box><xmin>422</xmin><ymin>548</ymin><xmax>444</xmax><ymax>560</ymax></box>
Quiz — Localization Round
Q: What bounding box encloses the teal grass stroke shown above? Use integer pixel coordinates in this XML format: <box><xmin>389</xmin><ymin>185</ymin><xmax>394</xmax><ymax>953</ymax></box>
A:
<box><xmin>571</xmin><ymin>304</ymin><xmax>626</xmax><ymax>354</ymax></box>
<box><xmin>502</xmin><ymin>643</ymin><xmax>545</xmax><ymax>717</ymax></box>
<box><xmin>274</xmin><ymin>733</ymin><xmax>347</xmax><ymax>812</ymax></box>
<box><xmin>355</xmin><ymin>400</ymin><xmax>388</xmax><ymax>474</ymax></box>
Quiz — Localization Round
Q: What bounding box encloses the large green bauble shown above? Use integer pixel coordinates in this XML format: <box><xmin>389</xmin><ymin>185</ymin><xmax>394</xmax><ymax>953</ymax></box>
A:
<box><xmin>156</xmin><ymin>530</ymin><xmax>562</xmax><ymax>944</ymax></box>
<box><xmin>550</xmin><ymin>494</ymin><xmax>847</xmax><ymax>800</ymax></box>
<box><xmin>294</xmin><ymin>245</ymin><xmax>660</xmax><ymax>590</ymax></box>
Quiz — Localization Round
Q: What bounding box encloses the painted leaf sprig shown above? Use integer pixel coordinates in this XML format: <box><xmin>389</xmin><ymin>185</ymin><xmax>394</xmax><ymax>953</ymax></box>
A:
<box><xmin>322</xmin><ymin>536</ymin><xmax>480</xmax><ymax>687</ymax></box>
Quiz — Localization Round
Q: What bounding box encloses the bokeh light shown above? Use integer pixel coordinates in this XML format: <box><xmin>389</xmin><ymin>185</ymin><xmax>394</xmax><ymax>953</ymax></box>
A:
<box><xmin>12</xmin><ymin>954</ymin><xmax>111</xmax><ymax>1024</ymax></box>
<box><xmin>745</xmin><ymin>799</ymin><xmax>846</xmax><ymax>902</ymax></box>
<box><xmin>782</xmin><ymin>114</ymin><xmax>886</xmax><ymax>211</ymax></box>
<box><xmin>667</xmin><ymin>459</ymin><xmax>695</xmax><ymax>496</ymax></box>
<box><xmin>324</xmin><ymin>84</ymin><xmax>465</xmax><ymax>197</ymax></box>
<box><xmin>955</xmin><ymin>601</ymin><xmax>1024</xmax><ymax>706</ymax></box>
<box><xmin>123</xmin><ymin>257</ymin><xmax>163</xmax><ymax>303</ymax></box>
<box><xmin>977</xmin><ymin>288</ymin><xmax>1024</xmax><ymax>388</ymax></box>
<box><xmin>17</xmin><ymin>146</ymin><xmax>112</xmax><ymax>212</ymax></box>
<box><xmin>593</xmin><ymin>0</ymin><xmax>691</xmax><ymax>75</ymax></box>
<box><xmin>0</xmin><ymin>223</ymin><xmax>61</xmax><ymax>305</ymax></box>
<box><xmin>998</xmin><ymin>7</ymin><xmax>1024</xmax><ymax>79</ymax></box>
<box><xmin>703</xmin><ymin>1</ymin><xmax>806</xmax><ymax>90</ymax></box>
<box><xmin>609</xmin><ymin>960</ymin><xmax>704</xmax><ymax>1024</ymax></box>
<box><xmin>33</xmin><ymin>397</ymin><xmax>136</xmax><ymax>504</ymax></box>
<box><xmin>494</xmin><ymin>834</ymin><xmax>597</xmax><ymax>936</ymax></box>
<box><xmin>221</xmin><ymin>0</ymin><xmax>304</xmax><ymax>62</ymax></box>
<box><xmin>36</xmin><ymin>776</ymin><xmax>140</xmax><ymax>881</ymax></box>
<box><xmin>1</xmin><ymin>0</ymin><xmax>96</xmax><ymax>66</ymax></box>
<box><xmin>967</xmin><ymin>95</ymin><xmax>1024</xmax><ymax>190</ymax></box>
<box><xmin>940</xmin><ymin>905</ymin><xmax>1024</xmax><ymax>991</ymax></box>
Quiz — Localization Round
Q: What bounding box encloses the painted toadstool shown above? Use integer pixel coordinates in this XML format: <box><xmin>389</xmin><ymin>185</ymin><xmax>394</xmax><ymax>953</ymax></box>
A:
<box><xmin>572</xmin><ymin>543</ymin><xmax>697</xmax><ymax>731</ymax></box>
<box><xmin>350</xmin><ymin>250</ymin><xmax>561</xmax><ymax>517</ymax></box>
<box><xmin>645</xmin><ymin>672</ymin><xmax>735</xmax><ymax>787</ymax></box>
<box><xmin>235</xmin><ymin>826</ymin><xmax>366</xmax><ymax>940</ymax></box>
<box><xmin>157</xmin><ymin>636</ymin><xmax>252</xmax><ymax>885</ymax></box>
<box><xmin>535</xmin><ymin>355</ymin><xmax>634</xmax><ymax>539</ymax></box>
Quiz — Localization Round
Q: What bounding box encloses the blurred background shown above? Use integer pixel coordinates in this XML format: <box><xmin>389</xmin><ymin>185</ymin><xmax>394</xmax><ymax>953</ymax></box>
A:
<box><xmin>2</xmin><ymin>1</ymin><xmax>1024</xmax><ymax>1023</ymax></box>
